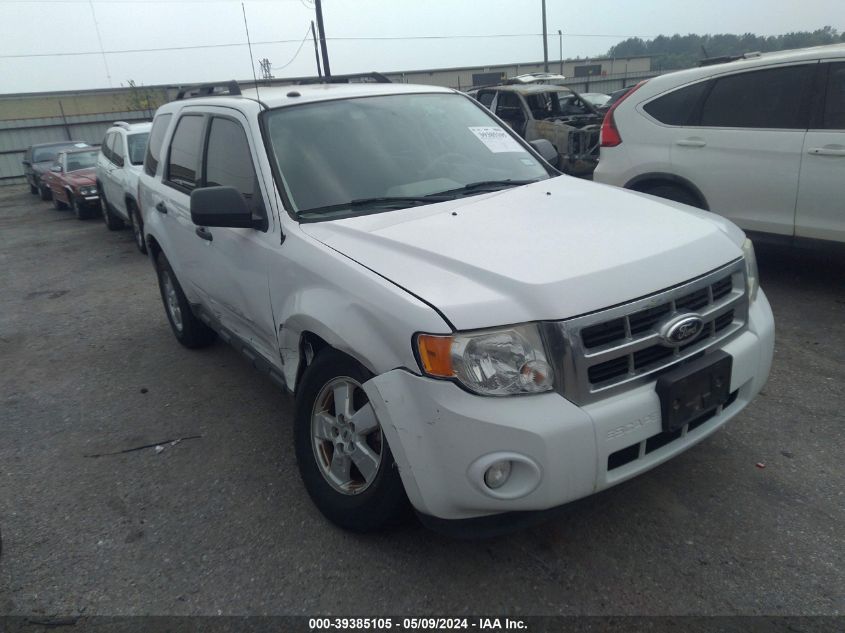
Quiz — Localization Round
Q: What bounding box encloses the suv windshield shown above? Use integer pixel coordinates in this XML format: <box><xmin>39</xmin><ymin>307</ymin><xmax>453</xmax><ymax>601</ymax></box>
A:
<box><xmin>127</xmin><ymin>132</ymin><xmax>149</xmax><ymax>165</ymax></box>
<box><xmin>65</xmin><ymin>150</ymin><xmax>99</xmax><ymax>171</ymax></box>
<box><xmin>265</xmin><ymin>93</ymin><xmax>550</xmax><ymax>220</ymax></box>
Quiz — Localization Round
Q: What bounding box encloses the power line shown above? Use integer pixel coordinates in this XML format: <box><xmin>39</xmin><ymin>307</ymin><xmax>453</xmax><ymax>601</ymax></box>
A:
<box><xmin>272</xmin><ymin>26</ymin><xmax>312</xmax><ymax>71</ymax></box>
<box><xmin>0</xmin><ymin>32</ymin><xmax>657</xmax><ymax>60</ymax></box>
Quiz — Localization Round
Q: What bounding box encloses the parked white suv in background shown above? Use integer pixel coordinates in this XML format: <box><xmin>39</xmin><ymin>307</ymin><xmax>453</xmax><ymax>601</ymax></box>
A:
<box><xmin>138</xmin><ymin>79</ymin><xmax>774</xmax><ymax>534</ymax></box>
<box><xmin>96</xmin><ymin>121</ymin><xmax>152</xmax><ymax>252</ymax></box>
<box><xmin>594</xmin><ymin>44</ymin><xmax>845</xmax><ymax>244</ymax></box>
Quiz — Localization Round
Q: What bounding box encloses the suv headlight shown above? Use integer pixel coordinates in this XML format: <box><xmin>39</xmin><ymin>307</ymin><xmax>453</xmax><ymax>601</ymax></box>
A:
<box><xmin>742</xmin><ymin>238</ymin><xmax>759</xmax><ymax>301</ymax></box>
<box><xmin>416</xmin><ymin>324</ymin><xmax>554</xmax><ymax>396</ymax></box>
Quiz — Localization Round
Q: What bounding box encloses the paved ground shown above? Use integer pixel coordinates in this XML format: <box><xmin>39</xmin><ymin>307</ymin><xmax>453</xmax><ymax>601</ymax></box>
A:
<box><xmin>0</xmin><ymin>183</ymin><xmax>843</xmax><ymax>618</ymax></box>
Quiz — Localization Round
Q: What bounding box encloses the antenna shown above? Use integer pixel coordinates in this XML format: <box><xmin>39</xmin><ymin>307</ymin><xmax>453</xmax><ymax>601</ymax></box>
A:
<box><xmin>241</xmin><ymin>2</ymin><xmax>260</xmax><ymax>100</ymax></box>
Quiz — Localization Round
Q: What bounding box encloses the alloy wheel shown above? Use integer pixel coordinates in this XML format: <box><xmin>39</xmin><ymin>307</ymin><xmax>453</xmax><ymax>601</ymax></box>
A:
<box><xmin>311</xmin><ymin>377</ymin><xmax>383</xmax><ymax>495</ymax></box>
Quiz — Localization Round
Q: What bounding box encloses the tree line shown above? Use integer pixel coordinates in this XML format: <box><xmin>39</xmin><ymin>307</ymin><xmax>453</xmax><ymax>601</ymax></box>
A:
<box><xmin>607</xmin><ymin>26</ymin><xmax>845</xmax><ymax>70</ymax></box>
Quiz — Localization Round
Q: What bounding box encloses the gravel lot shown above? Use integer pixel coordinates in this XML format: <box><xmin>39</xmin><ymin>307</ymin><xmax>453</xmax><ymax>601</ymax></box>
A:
<box><xmin>0</xmin><ymin>183</ymin><xmax>843</xmax><ymax>619</ymax></box>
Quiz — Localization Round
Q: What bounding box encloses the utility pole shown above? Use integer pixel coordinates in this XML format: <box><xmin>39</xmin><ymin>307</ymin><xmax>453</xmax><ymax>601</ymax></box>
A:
<box><xmin>314</xmin><ymin>0</ymin><xmax>331</xmax><ymax>78</ymax></box>
<box><xmin>541</xmin><ymin>0</ymin><xmax>549</xmax><ymax>72</ymax></box>
<box><xmin>558</xmin><ymin>29</ymin><xmax>563</xmax><ymax>75</ymax></box>
<box><xmin>310</xmin><ymin>21</ymin><xmax>323</xmax><ymax>77</ymax></box>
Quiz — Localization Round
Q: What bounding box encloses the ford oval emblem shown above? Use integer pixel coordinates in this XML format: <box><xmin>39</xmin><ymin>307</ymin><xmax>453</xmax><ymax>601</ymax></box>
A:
<box><xmin>660</xmin><ymin>314</ymin><xmax>705</xmax><ymax>346</ymax></box>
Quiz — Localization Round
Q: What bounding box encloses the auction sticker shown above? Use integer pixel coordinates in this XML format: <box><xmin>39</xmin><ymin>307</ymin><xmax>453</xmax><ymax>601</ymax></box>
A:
<box><xmin>469</xmin><ymin>126</ymin><xmax>524</xmax><ymax>153</ymax></box>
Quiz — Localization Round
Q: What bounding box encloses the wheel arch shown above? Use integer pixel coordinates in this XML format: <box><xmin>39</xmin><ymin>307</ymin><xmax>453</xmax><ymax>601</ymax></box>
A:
<box><xmin>624</xmin><ymin>172</ymin><xmax>709</xmax><ymax>210</ymax></box>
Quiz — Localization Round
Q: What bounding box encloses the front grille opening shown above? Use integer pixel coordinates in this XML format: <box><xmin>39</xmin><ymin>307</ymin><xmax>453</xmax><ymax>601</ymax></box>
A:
<box><xmin>644</xmin><ymin>427</ymin><xmax>684</xmax><ymax>454</ymax></box>
<box><xmin>675</xmin><ymin>287</ymin><xmax>710</xmax><ymax>311</ymax></box>
<box><xmin>582</xmin><ymin>318</ymin><xmax>626</xmax><ymax>348</ymax></box>
<box><xmin>711</xmin><ymin>276</ymin><xmax>733</xmax><ymax>300</ymax></box>
<box><xmin>633</xmin><ymin>345</ymin><xmax>674</xmax><ymax>370</ymax></box>
<box><xmin>588</xmin><ymin>356</ymin><xmax>629</xmax><ymax>384</ymax></box>
<box><xmin>629</xmin><ymin>303</ymin><xmax>671</xmax><ymax>335</ymax></box>
<box><xmin>714</xmin><ymin>310</ymin><xmax>735</xmax><ymax>332</ymax></box>
<box><xmin>607</xmin><ymin>388</ymin><xmax>740</xmax><ymax>471</ymax></box>
<box><xmin>607</xmin><ymin>443</ymin><xmax>639</xmax><ymax>471</ymax></box>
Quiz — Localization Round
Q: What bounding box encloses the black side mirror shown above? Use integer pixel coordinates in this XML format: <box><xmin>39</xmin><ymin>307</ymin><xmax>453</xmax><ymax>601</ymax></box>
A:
<box><xmin>22</xmin><ymin>160</ymin><xmax>31</xmax><ymax>166</ymax></box>
<box><xmin>50</xmin><ymin>164</ymin><xmax>62</xmax><ymax>173</ymax></box>
<box><xmin>529</xmin><ymin>139</ymin><xmax>560</xmax><ymax>168</ymax></box>
<box><xmin>190</xmin><ymin>186</ymin><xmax>256</xmax><ymax>229</ymax></box>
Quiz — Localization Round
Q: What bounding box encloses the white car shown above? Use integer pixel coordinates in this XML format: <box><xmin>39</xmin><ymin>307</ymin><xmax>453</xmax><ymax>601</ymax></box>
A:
<box><xmin>594</xmin><ymin>44</ymin><xmax>845</xmax><ymax>244</ymax></box>
<box><xmin>96</xmin><ymin>121</ymin><xmax>152</xmax><ymax>252</ymax></box>
<box><xmin>138</xmin><ymin>79</ymin><xmax>774</xmax><ymax>534</ymax></box>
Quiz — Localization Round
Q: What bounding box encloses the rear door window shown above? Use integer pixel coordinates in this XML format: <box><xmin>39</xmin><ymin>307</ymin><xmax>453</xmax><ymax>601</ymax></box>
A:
<box><xmin>644</xmin><ymin>81</ymin><xmax>709</xmax><ymax>126</ymax></box>
<box><xmin>144</xmin><ymin>113</ymin><xmax>173</xmax><ymax>177</ymax></box>
<box><xmin>166</xmin><ymin>115</ymin><xmax>205</xmax><ymax>191</ymax></box>
<box><xmin>111</xmin><ymin>134</ymin><xmax>125</xmax><ymax>167</ymax></box>
<box><xmin>822</xmin><ymin>62</ymin><xmax>845</xmax><ymax>130</ymax></box>
<box><xmin>699</xmin><ymin>64</ymin><xmax>814</xmax><ymax>129</ymax></box>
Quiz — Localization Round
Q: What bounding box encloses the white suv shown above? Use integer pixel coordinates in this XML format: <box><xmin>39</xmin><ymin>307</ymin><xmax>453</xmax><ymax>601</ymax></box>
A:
<box><xmin>96</xmin><ymin>121</ymin><xmax>152</xmax><ymax>252</ymax></box>
<box><xmin>594</xmin><ymin>44</ymin><xmax>845</xmax><ymax>244</ymax></box>
<box><xmin>138</xmin><ymin>80</ymin><xmax>774</xmax><ymax>534</ymax></box>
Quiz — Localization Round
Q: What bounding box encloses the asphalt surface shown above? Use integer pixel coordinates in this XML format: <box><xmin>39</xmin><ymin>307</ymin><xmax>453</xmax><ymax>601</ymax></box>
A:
<box><xmin>0</xmin><ymin>183</ymin><xmax>843</xmax><ymax>619</ymax></box>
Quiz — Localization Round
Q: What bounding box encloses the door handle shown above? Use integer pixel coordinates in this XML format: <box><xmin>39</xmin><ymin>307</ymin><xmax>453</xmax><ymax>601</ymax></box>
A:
<box><xmin>195</xmin><ymin>226</ymin><xmax>213</xmax><ymax>241</ymax></box>
<box><xmin>675</xmin><ymin>138</ymin><xmax>707</xmax><ymax>148</ymax></box>
<box><xmin>155</xmin><ymin>201</ymin><xmax>168</xmax><ymax>214</ymax></box>
<box><xmin>807</xmin><ymin>147</ymin><xmax>845</xmax><ymax>157</ymax></box>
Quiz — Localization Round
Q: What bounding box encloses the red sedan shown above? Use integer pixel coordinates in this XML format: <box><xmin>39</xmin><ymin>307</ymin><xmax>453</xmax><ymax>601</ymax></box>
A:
<box><xmin>43</xmin><ymin>147</ymin><xmax>101</xmax><ymax>219</ymax></box>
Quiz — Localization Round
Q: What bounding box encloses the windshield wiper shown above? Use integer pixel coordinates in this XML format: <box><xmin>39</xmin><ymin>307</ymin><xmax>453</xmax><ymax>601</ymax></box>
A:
<box><xmin>297</xmin><ymin>195</ymin><xmax>453</xmax><ymax>220</ymax></box>
<box><xmin>427</xmin><ymin>179</ymin><xmax>541</xmax><ymax>197</ymax></box>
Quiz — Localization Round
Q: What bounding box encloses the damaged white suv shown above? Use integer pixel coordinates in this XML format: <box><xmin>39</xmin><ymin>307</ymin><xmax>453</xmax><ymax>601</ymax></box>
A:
<box><xmin>138</xmin><ymin>79</ymin><xmax>774</xmax><ymax>534</ymax></box>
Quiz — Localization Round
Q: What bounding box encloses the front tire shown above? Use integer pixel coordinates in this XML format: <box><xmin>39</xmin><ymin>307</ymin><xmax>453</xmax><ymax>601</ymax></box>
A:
<box><xmin>101</xmin><ymin>194</ymin><xmax>124</xmax><ymax>231</ymax></box>
<box><xmin>128</xmin><ymin>202</ymin><xmax>147</xmax><ymax>254</ymax></box>
<box><xmin>155</xmin><ymin>253</ymin><xmax>216</xmax><ymax>349</ymax></box>
<box><xmin>294</xmin><ymin>351</ymin><xmax>408</xmax><ymax>532</ymax></box>
<box><xmin>71</xmin><ymin>195</ymin><xmax>90</xmax><ymax>220</ymax></box>
<box><xmin>39</xmin><ymin>184</ymin><xmax>52</xmax><ymax>201</ymax></box>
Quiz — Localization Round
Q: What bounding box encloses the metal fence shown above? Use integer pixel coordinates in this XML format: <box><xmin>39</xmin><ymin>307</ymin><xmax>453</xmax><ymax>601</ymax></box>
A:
<box><xmin>0</xmin><ymin>109</ymin><xmax>153</xmax><ymax>185</ymax></box>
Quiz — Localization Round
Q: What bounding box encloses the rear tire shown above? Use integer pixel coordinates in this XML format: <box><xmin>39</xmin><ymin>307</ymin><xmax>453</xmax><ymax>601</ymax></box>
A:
<box><xmin>638</xmin><ymin>183</ymin><xmax>703</xmax><ymax>209</ymax></box>
<box><xmin>294</xmin><ymin>350</ymin><xmax>409</xmax><ymax>532</ymax></box>
<box><xmin>29</xmin><ymin>184</ymin><xmax>38</xmax><ymax>195</ymax></box>
<box><xmin>128</xmin><ymin>202</ymin><xmax>147</xmax><ymax>254</ymax></box>
<box><xmin>155</xmin><ymin>253</ymin><xmax>216</xmax><ymax>349</ymax></box>
<box><xmin>100</xmin><ymin>194</ymin><xmax>124</xmax><ymax>231</ymax></box>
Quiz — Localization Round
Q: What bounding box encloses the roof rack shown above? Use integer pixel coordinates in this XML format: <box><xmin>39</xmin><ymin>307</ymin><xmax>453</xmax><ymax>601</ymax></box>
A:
<box><xmin>175</xmin><ymin>80</ymin><xmax>242</xmax><ymax>100</ymax></box>
<box><xmin>277</xmin><ymin>71</ymin><xmax>392</xmax><ymax>86</ymax></box>
<box><xmin>698</xmin><ymin>51</ymin><xmax>762</xmax><ymax>67</ymax></box>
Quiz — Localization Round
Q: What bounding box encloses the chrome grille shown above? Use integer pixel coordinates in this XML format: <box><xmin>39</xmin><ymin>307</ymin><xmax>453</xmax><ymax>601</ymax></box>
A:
<box><xmin>544</xmin><ymin>258</ymin><xmax>748</xmax><ymax>405</ymax></box>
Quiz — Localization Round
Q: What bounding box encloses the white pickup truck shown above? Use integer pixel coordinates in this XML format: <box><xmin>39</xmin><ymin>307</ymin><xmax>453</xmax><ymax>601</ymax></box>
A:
<box><xmin>138</xmin><ymin>79</ymin><xmax>774</xmax><ymax>534</ymax></box>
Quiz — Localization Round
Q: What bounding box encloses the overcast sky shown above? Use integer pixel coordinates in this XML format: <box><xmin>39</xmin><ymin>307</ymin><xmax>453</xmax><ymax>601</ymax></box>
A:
<box><xmin>1</xmin><ymin>0</ymin><xmax>842</xmax><ymax>93</ymax></box>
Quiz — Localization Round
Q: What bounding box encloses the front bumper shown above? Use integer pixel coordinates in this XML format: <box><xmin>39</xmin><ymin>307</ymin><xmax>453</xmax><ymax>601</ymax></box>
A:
<box><xmin>364</xmin><ymin>290</ymin><xmax>774</xmax><ymax>523</ymax></box>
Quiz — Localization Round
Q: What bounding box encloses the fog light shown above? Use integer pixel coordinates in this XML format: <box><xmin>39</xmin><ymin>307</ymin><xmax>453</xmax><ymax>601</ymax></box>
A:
<box><xmin>484</xmin><ymin>460</ymin><xmax>512</xmax><ymax>489</ymax></box>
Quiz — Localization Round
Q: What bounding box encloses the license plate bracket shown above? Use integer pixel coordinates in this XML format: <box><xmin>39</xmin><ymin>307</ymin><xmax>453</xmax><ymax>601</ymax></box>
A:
<box><xmin>656</xmin><ymin>351</ymin><xmax>733</xmax><ymax>433</ymax></box>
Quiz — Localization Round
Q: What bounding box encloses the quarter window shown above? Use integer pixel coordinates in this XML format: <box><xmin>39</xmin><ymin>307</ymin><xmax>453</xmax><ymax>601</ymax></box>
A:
<box><xmin>111</xmin><ymin>133</ymin><xmax>125</xmax><ymax>166</ymax></box>
<box><xmin>699</xmin><ymin>65</ymin><xmax>813</xmax><ymax>129</ymax></box>
<box><xmin>822</xmin><ymin>63</ymin><xmax>845</xmax><ymax>130</ymax></box>
<box><xmin>166</xmin><ymin>115</ymin><xmax>205</xmax><ymax>191</ymax></box>
<box><xmin>476</xmin><ymin>91</ymin><xmax>495</xmax><ymax>109</ymax></box>
<box><xmin>644</xmin><ymin>81</ymin><xmax>708</xmax><ymax>126</ymax></box>
<box><xmin>144</xmin><ymin>113</ymin><xmax>173</xmax><ymax>177</ymax></box>
<box><xmin>101</xmin><ymin>132</ymin><xmax>114</xmax><ymax>162</ymax></box>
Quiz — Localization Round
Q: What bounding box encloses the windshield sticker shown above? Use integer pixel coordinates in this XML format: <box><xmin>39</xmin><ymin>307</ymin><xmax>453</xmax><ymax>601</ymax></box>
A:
<box><xmin>73</xmin><ymin>143</ymin><xmax>87</xmax><ymax>148</ymax></box>
<box><xmin>469</xmin><ymin>126</ymin><xmax>524</xmax><ymax>153</ymax></box>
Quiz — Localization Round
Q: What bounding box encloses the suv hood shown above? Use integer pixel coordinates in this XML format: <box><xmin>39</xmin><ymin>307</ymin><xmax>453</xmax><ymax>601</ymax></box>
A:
<box><xmin>301</xmin><ymin>177</ymin><xmax>745</xmax><ymax>330</ymax></box>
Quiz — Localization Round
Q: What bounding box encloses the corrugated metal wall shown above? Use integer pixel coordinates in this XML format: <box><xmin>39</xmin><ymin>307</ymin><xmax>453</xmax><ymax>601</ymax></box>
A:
<box><xmin>0</xmin><ymin>110</ymin><xmax>153</xmax><ymax>185</ymax></box>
